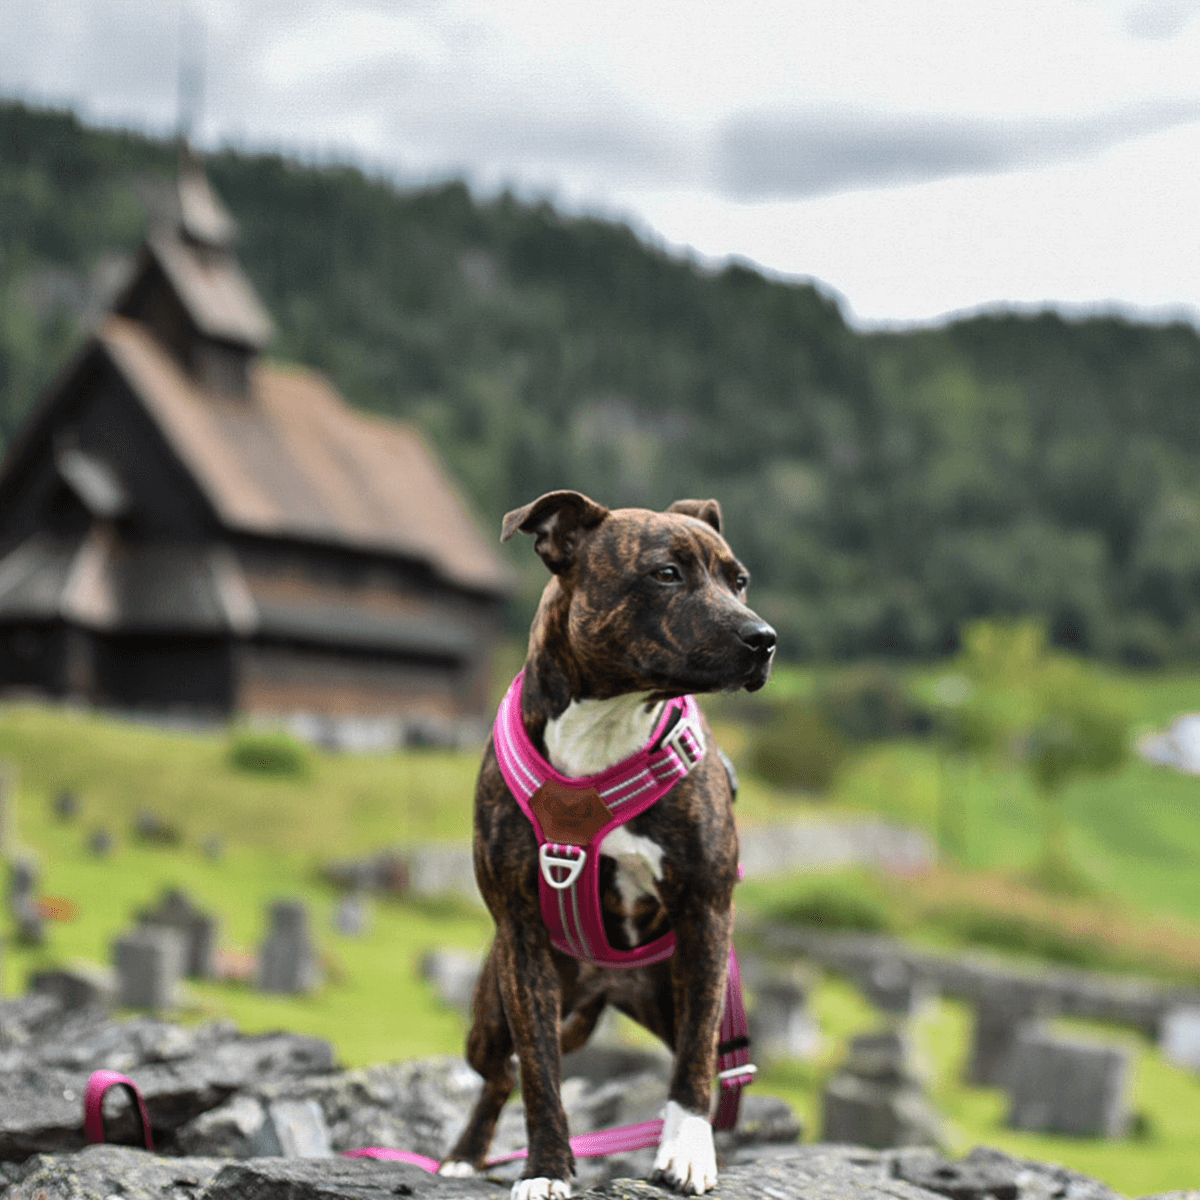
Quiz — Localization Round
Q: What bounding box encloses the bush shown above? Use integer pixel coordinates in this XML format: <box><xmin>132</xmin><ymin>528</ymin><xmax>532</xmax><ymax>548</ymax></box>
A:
<box><xmin>769</xmin><ymin>877</ymin><xmax>894</xmax><ymax>934</ymax></box>
<box><xmin>228</xmin><ymin>730</ymin><xmax>312</xmax><ymax>779</ymax></box>
<box><xmin>932</xmin><ymin>906</ymin><xmax>1107</xmax><ymax>970</ymax></box>
<box><xmin>745</xmin><ymin>700</ymin><xmax>850</xmax><ymax>793</ymax></box>
<box><xmin>816</xmin><ymin>665</ymin><xmax>933</xmax><ymax>742</ymax></box>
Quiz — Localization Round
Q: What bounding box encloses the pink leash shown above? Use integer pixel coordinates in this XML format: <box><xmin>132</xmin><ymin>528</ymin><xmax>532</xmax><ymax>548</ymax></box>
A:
<box><xmin>84</xmin><ymin>1070</ymin><xmax>154</xmax><ymax>1151</ymax></box>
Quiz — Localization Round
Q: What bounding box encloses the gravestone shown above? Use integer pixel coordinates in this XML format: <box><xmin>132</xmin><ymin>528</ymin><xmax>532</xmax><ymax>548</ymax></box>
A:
<box><xmin>8</xmin><ymin>857</ymin><xmax>45</xmax><ymax>947</ymax></box>
<box><xmin>259</xmin><ymin>899</ymin><xmax>322</xmax><ymax>994</ymax></box>
<box><xmin>202</xmin><ymin>833</ymin><xmax>225</xmax><ymax>862</ymax></box>
<box><xmin>333</xmin><ymin>893</ymin><xmax>372</xmax><ymax>937</ymax></box>
<box><xmin>137</xmin><ymin>886</ymin><xmax>219</xmax><ymax>979</ymax></box>
<box><xmin>964</xmin><ymin>979</ymin><xmax>1047</xmax><ymax>1087</ymax></box>
<box><xmin>88</xmin><ymin>827</ymin><xmax>115</xmax><ymax>857</ymax></box>
<box><xmin>1160</xmin><ymin>1005</ymin><xmax>1200</xmax><ymax>1072</ymax></box>
<box><xmin>134</xmin><ymin>808</ymin><xmax>182</xmax><ymax>846</ymax></box>
<box><xmin>1006</xmin><ymin>1027</ymin><xmax>1131</xmax><ymax>1137</ymax></box>
<box><xmin>749</xmin><ymin>977</ymin><xmax>821</xmax><ymax>1061</ymax></box>
<box><xmin>0</xmin><ymin>761</ymin><xmax>15</xmax><ymax>860</ymax></box>
<box><xmin>820</xmin><ymin>1029</ymin><xmax>944</xmax><ymax>1149</ymax></box>
<box><xmin>419</xmin><ymin>947</ymin><xmax>481</xmax><ymax>1012</ymax></box>
<box><xmin>860</xmin><ymin>959</ymin><xmax>928</xmax><ymax>1020</ymax></box>
<box><xmin>31</xmin><ymin>963</ymin><xmax>115</xmax><ymax>1010</ymax></box>
<box><xmin>113</xmin><ymin>925</ymin><xmax>186</xmax><ymax>1010</ymax></box>
<box><xmin>52</xmin><ymin>789</ymin><xmax>80</xmax><ymax>821</ymax></box>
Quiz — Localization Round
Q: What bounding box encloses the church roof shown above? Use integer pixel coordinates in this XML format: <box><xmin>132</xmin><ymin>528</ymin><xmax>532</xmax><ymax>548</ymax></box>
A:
<box><xmin>98</xmin><ymin>315</ymin><xmax>510</xmax><ymax>595</ymax></box>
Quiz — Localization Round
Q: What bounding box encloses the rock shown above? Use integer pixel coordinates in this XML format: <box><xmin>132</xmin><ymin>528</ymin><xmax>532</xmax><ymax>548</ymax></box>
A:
<box><xmin>3</xmin><ymin>1143</ymin><xmax>226</xmax><ymax>1200</ymax></box>
<box><xmin>201</xmin><ymin>1156</ymin><xmax>499</xmax><ymax>1199</ymax></box>
<box><xmin>30</xmin><ymin>964</ymin><xmax>115</xmax><ymax>1011</ymax></box>
<box><xmin>1159</xmin><ymin>1005</ymin><xmax>1200</xmax><ymax>1072</ymax></box>
<box><xmin>333</xmin><ymin>894</ymin><xmax>372</xmax><ymax>937</ymax></box>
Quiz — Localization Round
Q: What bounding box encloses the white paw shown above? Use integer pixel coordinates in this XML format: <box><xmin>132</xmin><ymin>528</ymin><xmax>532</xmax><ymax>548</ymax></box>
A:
<box><xmin>438</xmin><ymin>1161</ymin><xmax>477</xmax><ymax>1177</ymax></box>
<box><xmin>652</xmin><ymin>1100</ymin><xmax>718</xmax><ymax>1195</ymax></box>
<box><xmin>511</xmin><ymin>1178</ymin><xmax>572</xmax><ymax>1200</ymax></box>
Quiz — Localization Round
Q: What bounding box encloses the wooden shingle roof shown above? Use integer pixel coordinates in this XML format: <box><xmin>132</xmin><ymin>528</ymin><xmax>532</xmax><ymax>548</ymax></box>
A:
<box><xmin>99</xmin><ymin>315</ymin><xmax>511</xmax><ymax>595</ymax></box>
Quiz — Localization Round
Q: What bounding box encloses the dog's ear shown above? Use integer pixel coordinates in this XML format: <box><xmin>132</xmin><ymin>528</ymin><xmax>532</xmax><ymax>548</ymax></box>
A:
<box><xmin>501</xmin><ymin>490</ymin><xmax>610</xmax><ymax>574</ymax></box>
<box><xmin>667</xmin><ymin>498</ymin><xmax>722</xmax><ymax>534</ymax></box>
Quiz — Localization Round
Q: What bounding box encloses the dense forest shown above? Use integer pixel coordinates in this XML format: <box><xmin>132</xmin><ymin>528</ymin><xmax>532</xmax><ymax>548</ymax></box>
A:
<box><xmin>4</xmin><ymin>99</ymin><xmax>1200</xmax><ymax>665</ymax></box>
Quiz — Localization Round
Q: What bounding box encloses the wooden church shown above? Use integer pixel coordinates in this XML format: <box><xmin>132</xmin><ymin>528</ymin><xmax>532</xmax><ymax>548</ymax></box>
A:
<box><xmin>0</xmin><ymin>154</ymin><xmax>511</xmax><ymax>744</ymax></box>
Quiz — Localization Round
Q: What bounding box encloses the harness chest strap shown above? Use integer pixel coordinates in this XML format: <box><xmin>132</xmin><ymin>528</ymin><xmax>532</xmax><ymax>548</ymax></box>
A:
<box><xmin>494</xmin><ymin>671</ymin><xmax>705</xmax><ymax>966</ymax></box>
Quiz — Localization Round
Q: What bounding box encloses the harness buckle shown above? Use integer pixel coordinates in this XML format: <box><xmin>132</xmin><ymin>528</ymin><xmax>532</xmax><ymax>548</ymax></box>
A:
<box><xmin>717</xmin><ymin>1063</ymin><xmax>757</xmax><ymax>1088</ymax></box>
<box><xmin>661</xmin><ymin>710</ymin><xmax>705</xmax><ymax>773</ymax></box>
<box><xmin>539</xmin><ymin>843</ymin><xmax>586</xmax><ymax>890</ymax></box>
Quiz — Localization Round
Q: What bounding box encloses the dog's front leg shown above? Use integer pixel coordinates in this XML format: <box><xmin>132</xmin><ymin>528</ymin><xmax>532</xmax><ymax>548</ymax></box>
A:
<box><xmin>494</xmin><ymin>919</ymin><xmax>575</xmax><ymax>1200</ymax></box>
<box><xmin>652</xmin><ymin>904</ymin><xmax>734</xmax><ymax>1196</ymax></box>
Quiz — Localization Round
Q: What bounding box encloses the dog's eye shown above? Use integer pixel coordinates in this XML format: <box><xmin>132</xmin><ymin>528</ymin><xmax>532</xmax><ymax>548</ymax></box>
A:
<box><xmin>652</xmin><ymin>565</ymin><xmax>682</xmax><ymax>584</ymax></box>
<box><xmin>734</xmin><ymin>573</ymin><xmax>749</xmax><ymax>592</ymax></box>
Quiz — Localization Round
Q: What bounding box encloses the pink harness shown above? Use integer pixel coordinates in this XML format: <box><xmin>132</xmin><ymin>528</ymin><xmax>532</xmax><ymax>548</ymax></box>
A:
<box><xmin>494</xmin><ymin>670</ymin><xmax>704</xmax><ymax>966</ymax></box>
<box><xmin>493</xmin><ymin>670</ymin><xmax>755</xmax><ymax>1132</ymax></box>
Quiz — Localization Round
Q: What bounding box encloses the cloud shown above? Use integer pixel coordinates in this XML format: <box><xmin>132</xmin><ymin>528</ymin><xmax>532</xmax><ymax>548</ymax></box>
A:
<box><xmin>713</xmin><ymin>104</ymin><xmax>1200</xmax><ymax>201</ymax></box>
<box><xmin>1123</xmin><ymin>0</ymin><xmax>1200</xmax><ymax>39</ymax></box>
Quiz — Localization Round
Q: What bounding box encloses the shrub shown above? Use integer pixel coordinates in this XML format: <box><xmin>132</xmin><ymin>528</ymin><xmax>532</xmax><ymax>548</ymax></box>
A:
<box><xmin>932</xmin><ymin>906</ymin><xmax>1107</xmax><ymax>970</ymax></box>
<box><xmin>769</xmin><ymin>877</ymin><xmax>893</xmax><ymax>934</ymax></box>
<box><xmin>745</xmin><ymin>700</ymin><xmax>850</xmax><ymax>793</ymax></box>
<box><xmin>228</xmin><ymin>730</ymin><xmax>312</xmax><ymax>779</ymax></box>
<box><xmin>816</xmin><ymin>665</ymin><xmax>933</xmax><ymax>742</ymax></box>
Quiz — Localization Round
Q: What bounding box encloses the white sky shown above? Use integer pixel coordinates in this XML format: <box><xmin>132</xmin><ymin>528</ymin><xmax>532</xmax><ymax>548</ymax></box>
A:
<box><xmin>3</xmin><ymin>0</ymin><xmax>1200</xmax><ymax>328</ymax></box>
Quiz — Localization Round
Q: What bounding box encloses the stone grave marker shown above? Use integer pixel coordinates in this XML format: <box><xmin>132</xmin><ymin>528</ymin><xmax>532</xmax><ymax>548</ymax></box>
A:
<box><xmin>259</xmin><ymin>899</ymin><xmax>322</xmax><ymax>994</ymax></box>
<box><xmin>113</xmin><ymin>925</ymin><xmax>186</xmax><ymax>1010</ymax></box>
<box><xmin>1006</xmin><ymin>1027</ymin><xmax>1131</xmax><ymax>1137</ymax></box>
<box><xmin>8</xmin><ymin>856</ymin><xmax>45</xmax><ymax>947</ymax></box>
<box><xmin>964</xmin><ymin>979</ymin><xmax>1047</xmax><ymax>1087</ymax></box>
<box><xmin>820</xmin><ymin>1028</ymin><xmax>944</xmax><ymax>1149</ymax></box>
<box><xmin>1160</xmin><ymin>1005</ymin><xmax>1200</xmax><ymax>1072</ymax></box>
<box><xmin>860</xmin><ymin>958</ymin><xmax>928</xmax><ymax>1020</ymax></box>
<box><xmin>749</xmin><ymin>977</ymin><xmax>821</xmax><ymax>1061</ymax></box>
<box><xmin>419</xmin><ymin>947</ymin><xmax>481</xmax><ymax>1012</ymax></box>
<box><xmin>333</xmin><ymin>892</ymin><xmax>371</xmax><ymax>937</ymax></box>
<box><xmin>52</xmin><ymin>789</ymin><xmax>80</xmax><ymax>821</ymax></box>
<box><xmin>0</xmin><ymin>761</ymin><xmax>15</xmax><ymax>860</ymax></box>
<box><xmin>137</xmin><ymin>886</ymin><xmax>219</xmax><ymax>979</ymax></box>
<box><xmin>88</xmin><ymin>827</ymin><xmax>115</xmax><ymax>857</ymax></box>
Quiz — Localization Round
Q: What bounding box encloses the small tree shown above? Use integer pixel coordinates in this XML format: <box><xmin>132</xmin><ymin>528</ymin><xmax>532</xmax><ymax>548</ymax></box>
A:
<box><xmin>1024</xmin><ymin>686</ymin><xmax>1128</xmax><ymax>895</ymax></box>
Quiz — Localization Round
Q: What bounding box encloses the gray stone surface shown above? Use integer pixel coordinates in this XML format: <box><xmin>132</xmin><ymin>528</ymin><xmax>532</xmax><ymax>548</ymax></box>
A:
<box><xmin>113</xmin><ymin>925</ymin><xmax>186</xmax><ymax>1010</ymax></box>
<box><xmin>258</xmin><ymin>899</ymin><xmax>322</xmax><ymax>995</ymax></box>
<box><xmin>1006</xmin><ymin>1028</ymin><xmax>1131</xmax><ymax>1137</ymax></box>
<box><xmin>3</xmin><ymin>1143</ymin><xmax>226</xmax><ymax>1200</ymax></box>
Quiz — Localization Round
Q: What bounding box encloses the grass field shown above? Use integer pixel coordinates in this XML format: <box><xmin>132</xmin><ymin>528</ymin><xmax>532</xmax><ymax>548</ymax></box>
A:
<box><xmin>3</xmin><ymin>648</ymin><xmax>1200</xmax><ymax>1193</ymax></box>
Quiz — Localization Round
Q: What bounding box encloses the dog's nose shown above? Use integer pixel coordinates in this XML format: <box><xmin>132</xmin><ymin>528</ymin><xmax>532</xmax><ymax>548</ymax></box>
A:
<box><xmin>738</xmin><ymin>619</ymin><xmax>776</xmax><ymax>655</ymax></box>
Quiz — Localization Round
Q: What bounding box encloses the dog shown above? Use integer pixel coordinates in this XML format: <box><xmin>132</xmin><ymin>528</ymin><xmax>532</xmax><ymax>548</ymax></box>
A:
<box><xmin>439</xmin><ymin>490</ymin><xmax>775</xmax><ymax>1199</ymax></box>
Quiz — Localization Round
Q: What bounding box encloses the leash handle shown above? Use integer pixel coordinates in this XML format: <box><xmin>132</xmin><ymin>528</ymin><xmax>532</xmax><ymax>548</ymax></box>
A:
<box><xmin>84</xmin><ymin>1070</ymin><xmax>154</xmax><ymax>1151</ymax></box>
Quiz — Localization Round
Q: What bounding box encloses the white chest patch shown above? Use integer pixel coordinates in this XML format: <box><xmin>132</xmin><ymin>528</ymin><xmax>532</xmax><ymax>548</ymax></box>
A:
<box><xmin>544</xmin><ymin>693</ymin><xmax>669</xmax><ymax>947</ymax></box>
<box><xmin>543</xmin><ymin>692</ymin><xmax>664</xmax><ymax>777</ymax></box>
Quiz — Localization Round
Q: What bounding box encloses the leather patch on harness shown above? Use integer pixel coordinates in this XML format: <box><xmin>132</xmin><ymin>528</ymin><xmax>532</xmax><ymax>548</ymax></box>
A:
<box><xmin>529</xmin><ymin>780</ymin><xmax>613</xmax><ymax>845</ymax></box>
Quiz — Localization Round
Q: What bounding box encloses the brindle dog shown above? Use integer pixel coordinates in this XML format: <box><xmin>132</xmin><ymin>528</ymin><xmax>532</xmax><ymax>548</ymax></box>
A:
<box><xmin>439</xmin><ymin>491</ymin><xmax>775</xmax><ymax>1200</ymax></box>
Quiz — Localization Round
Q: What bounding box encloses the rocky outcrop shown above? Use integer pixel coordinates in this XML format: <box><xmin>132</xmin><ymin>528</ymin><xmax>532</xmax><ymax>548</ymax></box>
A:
<box><xmin>0</xmin><ymin>991</ymin><xmax>1156</xmax><ymax>1200</ymax></box>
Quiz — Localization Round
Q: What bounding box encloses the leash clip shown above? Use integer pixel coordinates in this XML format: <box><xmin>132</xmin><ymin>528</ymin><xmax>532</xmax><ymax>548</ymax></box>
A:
<box><xmin>661</xmin><ymin>710</ymin><xmax>705</xmax><ymax>773</ymax></box>
<box><xmin>540</xmin><ymin>843</ymin><xmax>586</xmax><ymax>890</ymax></box>
<box><xmin>717</xmin><ymin>1063</ymin><xmax>757</xmax><ymax>1088</ymax></box>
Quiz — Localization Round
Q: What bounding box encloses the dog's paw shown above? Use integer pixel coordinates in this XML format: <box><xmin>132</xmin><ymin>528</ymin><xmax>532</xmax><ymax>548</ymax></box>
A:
<box><xmin>651</xmin><ymin>1100</ymin><xmax>718</xmax><ymax>1195</ymax></box>
<box><xmin>438</xmin><ymin>1161</ymin><xmax>478</xmax><ymax>1177</ymax></box>
<box><xmin>511</xmin><ymin>1178</ymin><xmax>572</xmax><ymax>1200</ymax></box>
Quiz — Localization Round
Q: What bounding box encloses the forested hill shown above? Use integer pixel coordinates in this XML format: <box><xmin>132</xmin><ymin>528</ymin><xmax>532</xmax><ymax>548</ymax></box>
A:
<box><xmin>4</xmin><ymin>99</ymin><xmax>1200</xmax><ymax>666</ymax></box>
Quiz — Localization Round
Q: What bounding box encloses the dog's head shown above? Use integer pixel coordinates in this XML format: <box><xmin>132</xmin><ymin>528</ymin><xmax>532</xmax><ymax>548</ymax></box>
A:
<box><xmin>502</xmin><ymin>490</ymin><xmax>775</xmax><ymax>699</ymax></box>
